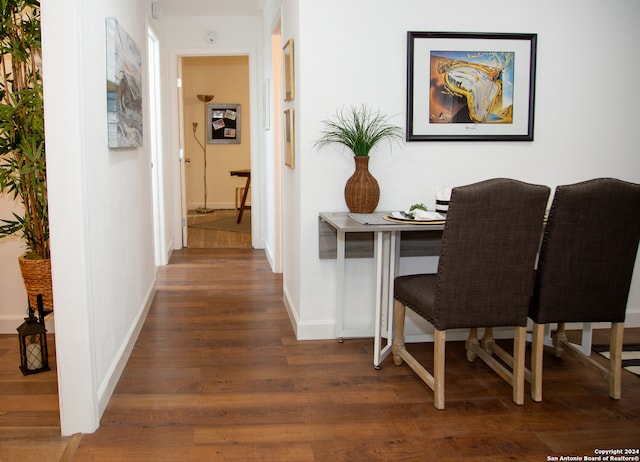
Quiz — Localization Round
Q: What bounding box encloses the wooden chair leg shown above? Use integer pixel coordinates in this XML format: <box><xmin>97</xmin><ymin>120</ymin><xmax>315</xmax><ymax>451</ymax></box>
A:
<box><xmin>549</xmin><ymin>321</ymin><xmax>623</xmax><ymax>400</ymax></box>
<box><xmin>553</xmin><ymin>322</ymin><xmax>567</xmax><ymax>357</ymax></box>
<box><xmin>481</xmin><ymin>327</ymin><xmax>496</xmax><ymax>353</ymax></box>
<box><xmin>433</xmin><ymin>329</ymin><xmax>446</xmax><ymax>410</ymax></box>
<box><xmin>392</xmin><ymin>301</ymin><xmax>445</xmax><ymax>409</ymax></box>
<box><xmin>529</xmin><ymin>321</ymin><xmax>622</xmax><ymax>402</ymax></box>
<box><xmin>465</xmin><ymin>327</ymin><xmax>479</xmax><ymax>361</ymax></box>
<box><xmin>513</xmin><ymin>326</ymin><xmax>526</xmax><ymax>405</ymax></box>
<box><xmin>392</xmin><ymin>300</ymin><xmax>406</xmax><ymax>366</ymax></box>
<box><xmin>531</xmin><ymin>322</ymin><xmax>544</xmax><ymax>402</ymax></box>
<box><xmin>609</xmin><ymin>322</ymin><xmax>624</xmax><ymax>400</ymax></box>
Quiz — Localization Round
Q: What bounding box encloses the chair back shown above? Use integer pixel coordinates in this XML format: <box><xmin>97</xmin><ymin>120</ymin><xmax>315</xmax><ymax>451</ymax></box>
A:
<box><xmin>530</xmin><ymin>178</ymin><xmax>640</xmax><ymax>324</ymax></box>
<box><xmin>434</xmin><ymin>178</ymin><xmax>550</xmax><ymax>330</ymax></box>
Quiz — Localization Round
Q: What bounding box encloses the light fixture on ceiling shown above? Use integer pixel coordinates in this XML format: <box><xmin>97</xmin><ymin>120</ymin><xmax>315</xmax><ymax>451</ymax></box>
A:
<box><xmin>205</xmin><ymin>31</ymin><xmax>217</xmax><ymax>44</ymax></box>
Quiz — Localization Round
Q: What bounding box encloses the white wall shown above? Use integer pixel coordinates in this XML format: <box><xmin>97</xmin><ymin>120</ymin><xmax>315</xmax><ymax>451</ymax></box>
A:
<box><xmin>276</xmin><ymin>0</ymin><xmax>303</xmax><ymax>332</ymax></box>
<box><xmin>41</xmin><ymin>0</ymin><xmax>158</xmax><ymax>434</ymax></box>
<box><xmin>261</xmin><ymin>3</ymin><xmax>283</xmax><ymax>273</ymax></box>
<box><xmin>0</xmin><ymin>198</ymin><xmax>29</xmax><ymax>331</ymax></box>
<box><xmin>288</xmin><ymin>0</ymin><xmax>640</xmax><ymax>339</ymax></box>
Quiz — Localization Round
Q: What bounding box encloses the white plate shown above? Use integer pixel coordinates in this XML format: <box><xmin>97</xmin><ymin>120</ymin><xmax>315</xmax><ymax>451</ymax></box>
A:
<box><xmin>389</xmin><ymin>211</ymin><xmax>445</xmax><ymax>222</ymax></box>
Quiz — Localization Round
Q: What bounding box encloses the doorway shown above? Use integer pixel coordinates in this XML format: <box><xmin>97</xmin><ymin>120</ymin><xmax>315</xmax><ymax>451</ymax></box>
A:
<box><xmin>147</xmin><ymin>26</ymin><xmax>167</xmax><ymax>264</ymax></box>
<box><xmin>269</xmin><ymin>19</ymin><xmax>284</xmax><ymax>272</ymax></box>
<box><xmin>180</xmin><ymin>55</ymin><xmax>252</xmax><ymax>249</ymax></box>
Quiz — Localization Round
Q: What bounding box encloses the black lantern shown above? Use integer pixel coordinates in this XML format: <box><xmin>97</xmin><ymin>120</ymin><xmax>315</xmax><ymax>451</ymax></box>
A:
<box><xmin>17</xmin><ymin>295</ymin><xmax>50</xmax><ymax>375</ymax></box>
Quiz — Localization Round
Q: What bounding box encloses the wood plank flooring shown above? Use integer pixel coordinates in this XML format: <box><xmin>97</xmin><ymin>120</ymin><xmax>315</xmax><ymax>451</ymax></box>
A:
<box><xmin>1</xmin><ymin>248</ymin><xmax>640</xmax><ymax>461</ymax></box>
<box><xmin>186</xmin><ymin>209</ymin><xmax>251</xmax><ymax>249</ymax></box>
<box><xmin>0</xmin><ymin>329</ymin><xmax>69</xmax><ymax>461</ymax></box>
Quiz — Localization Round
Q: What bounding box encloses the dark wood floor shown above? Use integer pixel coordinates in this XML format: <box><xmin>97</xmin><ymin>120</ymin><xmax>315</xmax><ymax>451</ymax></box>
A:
<box><xmin>1</xmin><ymin>247</ymin><xmax>639</xmax><ymax>461</ymax></box>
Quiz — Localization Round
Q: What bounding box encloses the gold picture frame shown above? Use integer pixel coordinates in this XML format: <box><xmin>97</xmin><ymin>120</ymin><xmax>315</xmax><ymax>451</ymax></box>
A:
<box><xmin>283</xmin><ymin>39</ymin><xmax>294</xmax><ymax>101</ymax></box>
<box><xmin>284</xmin><ymin>108</ymin><xmax>294</xmax><ymax>168</ymax></box>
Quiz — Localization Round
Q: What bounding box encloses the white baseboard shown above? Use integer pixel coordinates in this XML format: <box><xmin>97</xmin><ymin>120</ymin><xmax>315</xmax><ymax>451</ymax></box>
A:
<box><xmin>0</xmin><ymin>310</ymin><xmax>55</xmax><ymax>334</ymax></box>
<box><xmin>623</xmin><ymin>310</ymin><xmax>640</xmax><ymax>327</ymax></box>
<box><xmin>282</xmin><ymin>286</ymin><xmax>298</xmax><ymax>338</ymax></box>
<box><xmin>283</xmin><ymin>286</ymin><xmax>338</xmax><ymax>340</ymax></box>
<box><xmin>295</xmin><ymin>320</ymin><xmax>336</xmax><ymax>340</ymax></box>
<box><xmin>97</xmin><ymin>275</ymin><xmax>156</xmax><ymax>417</ymax></box>
<box><xmin>263</xmin><ymin>241</ymin><xmax>279</xmax><ymax>273</ymax></box>
<box><xmin>286</xmin><ymin>310</ymin><xmax>640</xmax><ymax>343</ymax></box>
<box><xmin>187</xmin><ymin>201</ymin><xmax>250</xmax><ymax>211</ymax></box>
<box><xmin>0</xmin><ymin>315</ymin><xmax>28</xmax><ymax>334</ymax></box>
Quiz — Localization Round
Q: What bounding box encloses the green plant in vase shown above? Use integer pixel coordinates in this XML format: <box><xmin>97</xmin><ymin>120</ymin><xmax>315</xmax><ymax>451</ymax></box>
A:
<box><xmin>314</xmin><ymin>105</ymin><xmax>402</xmax><ymax>213</ymax></box>
<box><xmin>0</xmin><ymin>0</ymin><xmax>51</xmax><ymax>314</ymax></box>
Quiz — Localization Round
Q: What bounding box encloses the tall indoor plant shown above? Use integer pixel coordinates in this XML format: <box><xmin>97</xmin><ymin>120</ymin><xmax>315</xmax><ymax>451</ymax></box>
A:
<box><xmin>0</xmin><ymin>0</ymin><xmax>51</xmax><ymax>313</ymax></box>
<box><xmin>315</xmin><ymin>104</ymin><xmax>402</xmax><ymax>213</ymax></box>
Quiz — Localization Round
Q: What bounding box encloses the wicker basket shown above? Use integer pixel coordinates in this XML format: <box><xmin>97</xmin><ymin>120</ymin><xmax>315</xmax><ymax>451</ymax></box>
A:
<box><xmin>18</xmin><ymin>255</ymin><xmax>54</xmax><ymax>314</ymax></box>
<box><xmin>344</xmin><ymin>156</ymin><xmax>380</xmax><ymax>213</ymax></box>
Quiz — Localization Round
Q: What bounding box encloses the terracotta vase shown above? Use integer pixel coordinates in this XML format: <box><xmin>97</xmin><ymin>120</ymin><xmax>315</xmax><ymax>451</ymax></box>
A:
<box><xmin>344</xmin><ymin>156</ymin><xmax>380</xmax><ymax>213</ymax></box>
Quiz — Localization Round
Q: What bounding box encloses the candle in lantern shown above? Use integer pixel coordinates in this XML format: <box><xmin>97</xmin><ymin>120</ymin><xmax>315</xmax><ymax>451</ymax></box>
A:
<box><xmin>26</xmin><ymin>341</ymin><xmax>43</xmax><ymax>370</ymax></box>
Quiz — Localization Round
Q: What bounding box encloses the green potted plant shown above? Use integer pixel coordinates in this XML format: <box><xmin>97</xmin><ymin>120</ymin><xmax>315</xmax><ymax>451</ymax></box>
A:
<box><xmin>314</xmin><ymin>104</ymin><xmax>402</xmax><ymax>213</ymax></box>
<box><xmin>0</xmin><ymin>0</ymin><xmax>51</xmax><ymax>314</ymax></box>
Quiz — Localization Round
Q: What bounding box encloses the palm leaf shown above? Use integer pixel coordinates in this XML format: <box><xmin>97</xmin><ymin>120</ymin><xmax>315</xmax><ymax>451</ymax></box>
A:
<box><xmin>314</xmin><ymin>105</ymin><xmax>402</xmax><ymax>157</ymax></box>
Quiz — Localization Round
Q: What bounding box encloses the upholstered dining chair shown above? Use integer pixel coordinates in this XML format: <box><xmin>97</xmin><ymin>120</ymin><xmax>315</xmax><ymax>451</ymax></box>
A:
<box><xmin>392</xmin><ymin>178</ymin><xmax>550</xmax><ymax>409</ymax></box>
<box><xmin>529</xmin><ymin>178</ymin><xmax>640</xmax><ymax>402</ymax></box>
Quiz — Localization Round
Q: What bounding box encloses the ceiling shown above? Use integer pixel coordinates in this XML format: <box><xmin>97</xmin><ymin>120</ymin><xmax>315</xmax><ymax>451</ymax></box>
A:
<box><xmin>158</xmin><ymin>0</ymin><xmax>264</xmax><ymax>17</ymax></box>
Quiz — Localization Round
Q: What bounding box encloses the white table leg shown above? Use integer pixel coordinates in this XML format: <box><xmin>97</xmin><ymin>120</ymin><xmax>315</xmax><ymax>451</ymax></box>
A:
<box><xmin>579</xmin><ymin>322</ymin><xmax>593</xmax><ymax>355</ymax></box>
<box><xmin>374</xmin><ymin>230</ymin><xmax>399</xmax><ymax>368</ymax></box>
<box><xmin>335</xmin><ymin>229</ymin><xmax>346</xmax><ymax>341</ymax></box>
<box><xmin>373</xmin><ymin>231</ymin><xmax>385</xmax><ymax>367</ymax></box>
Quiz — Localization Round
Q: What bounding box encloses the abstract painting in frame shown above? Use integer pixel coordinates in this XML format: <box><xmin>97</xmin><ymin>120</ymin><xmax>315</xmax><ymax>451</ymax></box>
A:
<box><xmin>406</xmin><ymin>31</ymin><xmax>537</xmax><ymax>141</ymax></box>
<box><xmin>106</xmin><ymin>17</ymin><xmax>143</xmax><ymax>148</ymax></box>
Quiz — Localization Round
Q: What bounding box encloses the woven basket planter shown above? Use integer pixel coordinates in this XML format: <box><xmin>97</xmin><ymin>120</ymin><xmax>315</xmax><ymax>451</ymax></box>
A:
<box><xmin>18</xmin><ymin>255</ymin><xmax>54</xmax><ymax>314</ymax></box>
<box><xmin>344</xmin><ymin>156</ymin><xmax>380</xmax><ymax>213</ymax></box>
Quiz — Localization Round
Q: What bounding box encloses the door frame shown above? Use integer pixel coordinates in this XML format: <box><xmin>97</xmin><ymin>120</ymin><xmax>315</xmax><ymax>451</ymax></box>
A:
<box><xmin>169</xmin><ymin>47</ymin><xmax>262</xmax><ymax>250</ymax></box>
<box><xmin>147</xmin><ymin>26</ymin><xmax>167</xmax><ymax>264</ymax></box>
<box><xmin>270</xmin><ymin>18</ymin><xmax>284</xmax><ymax>272</ymax></box>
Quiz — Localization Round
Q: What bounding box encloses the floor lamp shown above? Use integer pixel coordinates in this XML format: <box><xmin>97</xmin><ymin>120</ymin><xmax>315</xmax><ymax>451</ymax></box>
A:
<box><xmin>193</xmin><ymin>94</ymin><xmax>214</xmax><ymax>213</ymax></box>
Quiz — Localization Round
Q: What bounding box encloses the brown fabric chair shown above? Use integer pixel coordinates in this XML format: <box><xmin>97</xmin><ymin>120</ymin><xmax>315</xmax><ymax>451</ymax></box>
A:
<box><xmin>392</xmin><ymin>178</ymin><xmax>550</xmax><ymax>409</ymax></box>
<box><xmin>529</xmin><ymin>178</ymin><xmax>640</xmax><ymax>402</ymax></box>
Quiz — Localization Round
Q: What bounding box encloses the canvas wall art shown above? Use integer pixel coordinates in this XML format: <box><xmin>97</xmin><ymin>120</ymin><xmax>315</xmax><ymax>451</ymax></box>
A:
<box><xmin>106</xmin><ymin>17</ymin><xmax>143</xmax><ymax>148</ymax></box>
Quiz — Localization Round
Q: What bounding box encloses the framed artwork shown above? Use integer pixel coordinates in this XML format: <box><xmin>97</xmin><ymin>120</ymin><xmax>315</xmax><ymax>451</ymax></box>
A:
<box><xmin>406</xmin><ymin>31</ymin><xmax>537</xmax><ymax>141</ymax></box>
<box><xmin>106</xmin><ymin>17</ymin><xmax>143</xmax><ymax>148</ymax></box>
<box><xmin>284</xmin><ymin>108</ymin><xmax>295</xmax><ymax>168</ymax></box>
<box><xmin>207</xmin><ymin>104</ymin><xmax>240</xmax><ymax>144</ymax></box>
<box><xmin>283</xmin><ymin>39</ymin><xmax>295</xmax><ymax>101</ymax></box>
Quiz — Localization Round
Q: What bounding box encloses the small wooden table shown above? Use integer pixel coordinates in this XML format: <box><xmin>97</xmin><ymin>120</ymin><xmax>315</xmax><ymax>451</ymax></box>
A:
<box><xmin>230</xmin><ymin>169</ymin><xmax>250</xmax><ymax>223</ymax></box>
